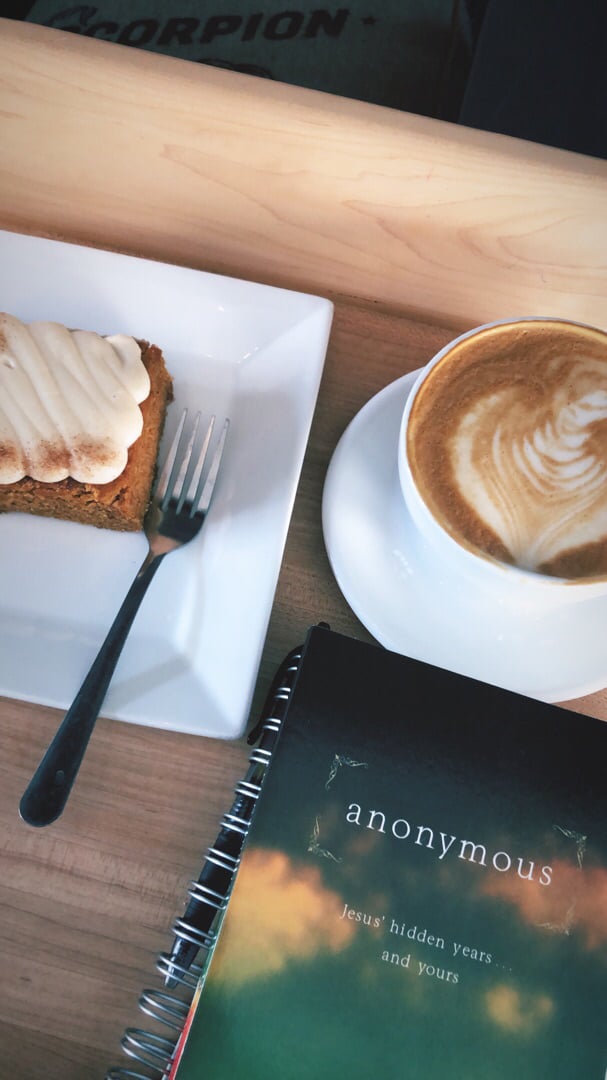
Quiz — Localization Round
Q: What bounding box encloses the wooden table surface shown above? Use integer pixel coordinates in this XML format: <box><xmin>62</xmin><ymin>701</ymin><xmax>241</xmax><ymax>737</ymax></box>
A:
<box><xmin>1</xmin><ymin>20</ymin><xmax>606</xmax><ymax>1079</ymax></box>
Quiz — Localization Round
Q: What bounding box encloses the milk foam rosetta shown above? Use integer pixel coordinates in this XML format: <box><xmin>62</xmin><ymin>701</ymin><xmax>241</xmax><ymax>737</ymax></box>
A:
<box><xmin>0</xmin><ymin>314</ymin><xmax>150</xmax><ymax>485</ymax></box>
<box><xmin>407</xmin><ymin>322</ymin><xmax>607</xmax><ymax>579</ymax></box>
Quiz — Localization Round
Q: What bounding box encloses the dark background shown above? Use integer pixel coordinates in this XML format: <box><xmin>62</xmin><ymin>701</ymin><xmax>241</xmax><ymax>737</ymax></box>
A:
<box><xmin>3</xmin><ymin>0</ymin><xmax>606</xmax><ymax>159</ymax></box>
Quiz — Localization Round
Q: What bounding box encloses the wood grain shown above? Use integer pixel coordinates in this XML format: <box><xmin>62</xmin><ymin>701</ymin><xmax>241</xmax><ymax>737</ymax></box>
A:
<box><xmin>0</xmin><ymin>19</ymin><xmax>606</xmax><ymax>1079</ymax></box>
<box><xmin>1</xmin><ymin>20</ymin><xmax>606</xmax><ymax>331</ymax></box>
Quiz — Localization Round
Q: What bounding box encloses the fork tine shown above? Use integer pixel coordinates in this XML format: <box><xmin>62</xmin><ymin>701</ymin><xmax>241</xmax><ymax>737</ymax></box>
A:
<box><xmin>192</xmin><ymin>417</ymin><xmax>230</xmax><ymax>517</ymax></box>
<box><xmin>173</xmin><ymin>411</ymin><xmax>202</xmax><ymax>513</ymax></box>
<box><xmin>182</xmin><ymin>414</ymin><xmax>215</xmax><ymax>510</ymax></box>
<box><xmin>155</xmin><ymin>408</ymin><xmax>187</xmax><ymax>505</ymax></box>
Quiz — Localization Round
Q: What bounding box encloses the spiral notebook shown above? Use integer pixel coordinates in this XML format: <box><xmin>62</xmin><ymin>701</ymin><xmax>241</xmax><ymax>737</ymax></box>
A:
<box><xmin>107</xmin><ymin>625</ymin><xmax>607</xmax><ymax>1079</ymax></box>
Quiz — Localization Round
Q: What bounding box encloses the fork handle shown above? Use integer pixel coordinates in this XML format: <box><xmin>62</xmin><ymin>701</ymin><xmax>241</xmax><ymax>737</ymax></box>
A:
<box><xmin>20</xmin><ymin>552</ymin><xmax>164</xmax><ymax>828</ymax></box>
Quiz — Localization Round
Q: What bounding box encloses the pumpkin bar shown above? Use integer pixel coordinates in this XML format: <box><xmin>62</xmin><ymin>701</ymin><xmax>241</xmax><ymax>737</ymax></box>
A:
<box><xmin>0</xmin><ymin>316</ymin><xmax>173</xmax><ymax>531</ymax></box>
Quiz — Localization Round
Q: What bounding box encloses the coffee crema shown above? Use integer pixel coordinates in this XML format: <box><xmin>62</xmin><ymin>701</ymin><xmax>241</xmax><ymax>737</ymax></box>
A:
<box><xmin>406</xmin><ymin>320</ymin><xmax>607</xmax><ymax>580</ymax></box>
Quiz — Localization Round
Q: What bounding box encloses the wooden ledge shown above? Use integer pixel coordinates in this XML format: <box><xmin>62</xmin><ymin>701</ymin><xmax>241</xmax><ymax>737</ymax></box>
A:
<box><xmin>1</xmin><ymin>18</ymin><xmax>606</xmax><ymax>328</ymax></box>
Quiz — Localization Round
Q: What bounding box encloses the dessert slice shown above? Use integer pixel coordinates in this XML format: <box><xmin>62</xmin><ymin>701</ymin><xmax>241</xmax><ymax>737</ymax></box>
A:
<box><xmin>0</xmin><ymin>314</ymin><xmax>173</xmax><ymax>530</ymax></box>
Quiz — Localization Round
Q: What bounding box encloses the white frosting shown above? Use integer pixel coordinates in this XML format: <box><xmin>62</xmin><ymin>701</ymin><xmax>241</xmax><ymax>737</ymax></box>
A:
<box><xmin>0</xmin><ymin>314</ymin><xmax>150</xmax><ymax>484</ymax></box>
<box><xmin>451</xmin><ymin>357</ymin><xmax>607</xmax><ymax>570</ymax></box>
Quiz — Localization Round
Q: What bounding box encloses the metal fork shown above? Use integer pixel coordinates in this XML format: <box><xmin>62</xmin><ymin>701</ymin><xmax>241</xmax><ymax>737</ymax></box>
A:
<box><xmin>19</xmin><ymin>410</ymin><xmax>229</xmax><ymax>828</ymax></box>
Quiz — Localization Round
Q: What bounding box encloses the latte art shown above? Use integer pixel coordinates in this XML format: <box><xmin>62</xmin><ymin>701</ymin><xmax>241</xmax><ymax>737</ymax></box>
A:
<box><xmin>453</xmin><ymin>365</ymin><xmax>607</xmax><ymax>571</ymax></box>
<box><xmin>407</xmin><ymin>321</ymin><xmax>607</xmax><ymax>579</ymax></box>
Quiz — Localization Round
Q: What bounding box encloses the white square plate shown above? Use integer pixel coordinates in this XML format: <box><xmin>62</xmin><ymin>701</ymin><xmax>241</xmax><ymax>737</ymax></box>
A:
<box><xmin>0</xmin><ymin>230</ymin><xmax>332</xmax><ymax>737</ymax></box>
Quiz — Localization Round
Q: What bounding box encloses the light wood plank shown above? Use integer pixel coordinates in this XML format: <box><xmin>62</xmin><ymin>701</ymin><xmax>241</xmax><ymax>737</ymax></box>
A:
<box><xmin>1</xmin><ymin>20</ymin><xmax>606</xmax><ymax>330</ymax></box>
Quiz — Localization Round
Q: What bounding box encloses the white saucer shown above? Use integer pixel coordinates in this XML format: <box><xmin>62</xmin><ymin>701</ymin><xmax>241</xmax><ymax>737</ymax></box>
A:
<box><xmin>322</xmin><ymin>372</ymin><xmax>607</xmax><ymax>703</ymax></box>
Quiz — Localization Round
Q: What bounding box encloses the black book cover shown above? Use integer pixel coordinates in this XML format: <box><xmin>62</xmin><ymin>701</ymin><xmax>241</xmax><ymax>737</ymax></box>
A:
<box><xmin>171</xmin><ymin>626</ymin><xmax>607</xmax><ymax>1079</ymax></box>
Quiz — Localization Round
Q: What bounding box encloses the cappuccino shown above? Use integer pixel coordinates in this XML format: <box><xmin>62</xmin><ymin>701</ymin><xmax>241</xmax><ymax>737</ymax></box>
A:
<box><xmin>405</xmin><ymin>320</ymin><xmax>607</xmax><ymax>580</ymax></box>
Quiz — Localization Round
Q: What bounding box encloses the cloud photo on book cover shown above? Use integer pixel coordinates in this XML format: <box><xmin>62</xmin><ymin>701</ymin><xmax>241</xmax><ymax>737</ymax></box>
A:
<box><xmin>168</xmin><ymin>627</ymin><xmax>606</xmax><ymax>1079</ymax></box>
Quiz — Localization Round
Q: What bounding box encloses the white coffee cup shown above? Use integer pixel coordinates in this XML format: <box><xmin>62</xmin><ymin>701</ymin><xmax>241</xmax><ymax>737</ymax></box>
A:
<box><xmin>397</xmin><ymin>317</ymin><xmax>607</xmax><ymax>609</ymax></box>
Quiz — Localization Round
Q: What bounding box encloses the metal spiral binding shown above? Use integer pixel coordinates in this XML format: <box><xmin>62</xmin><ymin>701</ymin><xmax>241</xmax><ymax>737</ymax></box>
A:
<box><xmin>138</xmin><ymin>990</ymin><xmax>191</xmax><ymax>1031</ymax></box>
<box><xmin>113</xmin><ymin>1028</ymin><xmax>178</xmax><ymax>1078</ymax></box>
<box><xmin>106</xmin><ymin>1070</ymin><xmax>160</xmax><ymax>1080</ymax></box>
<box><xmin>169</xmin><ymin>918</ymin><xmax>217</xmax><ymax>952</ymax></box>
<box><xmin>156</xmin><ymin>953</ymin><xmax>202</xmax><ymax>990</ymax></box>
<box><xmin>105</xmin><ymin>644</ymin><xmax>304</xmax><ymax>1079</ymax></box>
